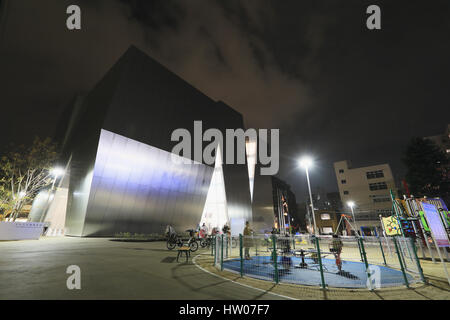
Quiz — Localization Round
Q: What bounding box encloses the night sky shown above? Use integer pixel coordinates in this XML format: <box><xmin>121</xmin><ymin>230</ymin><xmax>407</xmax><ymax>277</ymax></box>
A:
<box><xmin>1</xmin><ymin>0</ymin><xmax>449</xmax><ymax>202</ymax></box>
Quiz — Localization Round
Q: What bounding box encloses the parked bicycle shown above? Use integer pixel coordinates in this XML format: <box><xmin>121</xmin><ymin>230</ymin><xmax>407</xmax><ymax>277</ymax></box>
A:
<box><xmin>165</xmin><ymin>226</ymin><xmax>199</xmax><ymax>252</ymax></box>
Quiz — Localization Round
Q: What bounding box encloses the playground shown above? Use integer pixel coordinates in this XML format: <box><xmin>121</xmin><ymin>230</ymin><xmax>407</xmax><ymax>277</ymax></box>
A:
<box><xmin>222</xmin><ymin>255</ymin><xmax>415</xmax><ymax>288</ymax></box>
<box><xmin>0</xmin><ymin>237</ymin><xmax>448</xmax><ymax>300</ymax></box>
<box><xmin>212</xmin><ymin>234</ymin><xmax>426</xmax><ymax>290</ymax></box>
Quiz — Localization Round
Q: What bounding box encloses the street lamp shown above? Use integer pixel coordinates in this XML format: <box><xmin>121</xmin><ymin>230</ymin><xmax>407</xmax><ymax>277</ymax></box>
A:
<box><xmin>347</xmin><ymin>201</ymin><xmax>359</xmax><ymax>236</ymax></box>
<box><xmin>298</xmin><ymin>156</ymin><xmax>317</xmax><ymax>235</ymax></box>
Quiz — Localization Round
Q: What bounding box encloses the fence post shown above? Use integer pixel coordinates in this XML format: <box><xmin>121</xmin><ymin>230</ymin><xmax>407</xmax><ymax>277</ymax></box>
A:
<box><xmin>359</xmin><ymin>238</ymin><xmax>372</xmax><ymax>290</ymax></box>
<box><xmin>409</xmin><ymin>237</ymin><xmax>426</xmax><ymax>283</ymax></box>
<box><xmin>221</xmin><ymin>234</ymin><xmax>224</xmax><ymax>271</ymax></box>
<box><xmin>393</xmin><ymin>237</ymin><xmax>409</xmax><ymax>288</ymax></box>
<box><xmin>356</xmin><ymin>237</ymin><xmax>364</xmax><ymax>262</ymax></box>
<box><xmin>211</xmin><ymin>236</ymin><xmax>214</xmax><ymax>256</ymax></box>
<box><xmin>213</xmin><ymin>236</ymin><xmax>217</xmax><ymax>266</ymax></box>
<box><xmin>378</xmin><ymin>237</ymin><xmax>387</xmax><ymax>265</ymax></box>
<box><xmin>315</xmin><ymin>237</ymin><xmax>326</xmax><ymax>290</ymax></box>
<box><xmin>255</xmin><ymin>235</ymin><xmax>258</xmax><ymax>256</ymax></box>
<box><xmin>239</xmin><ymin>234</ymin><xmax>244</xmax><ymax>277</ymax></box>
<box><xmin>272</xmin><ymin>235</ymin><xmax>279</xmax><ymax>284</ymax></box>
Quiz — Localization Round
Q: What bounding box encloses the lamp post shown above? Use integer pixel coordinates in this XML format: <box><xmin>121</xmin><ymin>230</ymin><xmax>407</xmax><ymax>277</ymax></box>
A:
<box><xmin>347</xmin><ymin>201</ymin><xmax>359</xmax><ymax>236</ymax></box>
<box><xmin>299</xmin><ymin>157</ymin><xmax>317</xmax><ymax>235</ymax></box>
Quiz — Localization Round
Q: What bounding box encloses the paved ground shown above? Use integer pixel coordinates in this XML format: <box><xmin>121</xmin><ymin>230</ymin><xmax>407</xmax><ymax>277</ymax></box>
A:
<box><xmin>1</xmin><ymin>237</ymin><xmax>449</xmax><ymax>300</ymax></box>
<box><xmin>0</xmin><ymin>237</ymin><xmax>285</xmax><ymax>300</ymax></box>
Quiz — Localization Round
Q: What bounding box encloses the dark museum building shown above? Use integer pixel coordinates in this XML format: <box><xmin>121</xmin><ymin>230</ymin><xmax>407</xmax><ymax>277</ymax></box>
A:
<box><xmin>28</xmin><ymin>45</ymin><xmax>298</xmax><ymax>237</ymax></box>
<box><xmin>30</xmin><ymin>46</ymin><xmax>260</xmax><ymax>236</ymax></box>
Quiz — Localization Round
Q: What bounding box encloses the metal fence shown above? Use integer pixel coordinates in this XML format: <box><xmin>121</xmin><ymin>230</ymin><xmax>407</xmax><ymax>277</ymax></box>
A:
<box><xmin>212</xmin><ymin>234</ymin><xmax>425</xmax><ymax>290</ymax></box>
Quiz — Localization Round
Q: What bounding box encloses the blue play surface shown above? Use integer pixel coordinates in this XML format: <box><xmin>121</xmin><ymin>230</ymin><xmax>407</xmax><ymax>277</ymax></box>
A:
<box><xmin>222</xmin><ymin>255</ymin><xmax>415</xmax><ymax>288</ymax></box>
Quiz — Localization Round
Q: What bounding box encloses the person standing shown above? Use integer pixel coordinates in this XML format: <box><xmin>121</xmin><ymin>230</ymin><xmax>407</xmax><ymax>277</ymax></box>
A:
<box><xmin>331</xmin><ymin>234</ymin><xmax>344</xmax><ymax>272</ymax></box>
<box><xmin>243</xmin><ymin>221</ymin><xmax>253</xmax><ymax>260</ymax></box>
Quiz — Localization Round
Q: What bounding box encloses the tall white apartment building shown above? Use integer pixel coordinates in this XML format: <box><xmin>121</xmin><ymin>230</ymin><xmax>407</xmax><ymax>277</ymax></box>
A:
<box><xmin>333</xmin><ymin>160</ymin><xmax>396</xmax><ymax>227</ymax></box>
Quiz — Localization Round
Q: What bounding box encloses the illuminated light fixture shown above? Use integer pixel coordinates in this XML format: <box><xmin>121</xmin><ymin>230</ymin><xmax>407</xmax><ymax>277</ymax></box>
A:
<box><xmin>50</xmin><ymin>167</ymin><xmax>65</xmax><ymax>177</ymax></box>
<box><xmin>298</xmin><ymin>156</ymin><xmax>313</xmax><ymax>169</ymax></box>
<box><xmin>298</xmin><ymin>155</ymin><xmax>317</xmax><ymax>235</ymax></box>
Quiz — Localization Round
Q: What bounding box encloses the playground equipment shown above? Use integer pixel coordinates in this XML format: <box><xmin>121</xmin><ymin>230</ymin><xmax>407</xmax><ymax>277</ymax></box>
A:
<box><xmin>382</xmin><ymin>190</ymin><xmax>450</xmax><ymax>285</ymax></box>
<box><xmin>335</xmin><ymin>214</ymin><xmax>359</xmax><ymax>237</ymax></box>
<box><xmin>212</xmin><ymin>233</ymin><xmax>424</xmax><ymax>289</ymax></box>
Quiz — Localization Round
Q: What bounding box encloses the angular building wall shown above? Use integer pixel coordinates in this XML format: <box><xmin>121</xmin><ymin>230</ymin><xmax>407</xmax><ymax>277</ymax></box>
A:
<box><xmin>58</xmin><ymin>46</ymin><xmax>252</xmax><ymax>236</ymax></box>
<box><xmin>81</xmin><ymin>129</ymin><xmax>213</xmax><ymax>236</ymax></box>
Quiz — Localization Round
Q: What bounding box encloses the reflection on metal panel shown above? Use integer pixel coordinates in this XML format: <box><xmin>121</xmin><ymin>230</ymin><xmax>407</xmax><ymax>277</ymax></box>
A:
<box><xmin>252</xmin><ymin>172</ymin><xmax>275</xmax><ymax>234</ymax></box>
<box><xmin>28</xmin><ymin>190</ymin><xmax>51</xmax><ymax>222</ymax></box>
<box><xmin>81</xmin><ymin>129</ymin><xmax>213</xmax><ymax>236</ymax></box>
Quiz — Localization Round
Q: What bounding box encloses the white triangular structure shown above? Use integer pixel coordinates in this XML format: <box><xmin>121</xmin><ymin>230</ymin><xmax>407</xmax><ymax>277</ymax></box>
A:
<box><xmin>245</xmin><ymin>138</ymin><xmax>257</xmax><ymax>202</ymax></box>
<box><xmin>200</xmin><ymin>146</ymin><xmax>229</xmax><ymax>232</ymax></box>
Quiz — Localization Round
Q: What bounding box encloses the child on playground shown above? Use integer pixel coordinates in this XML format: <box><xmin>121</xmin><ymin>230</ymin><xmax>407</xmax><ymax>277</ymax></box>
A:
<box><xmin>330</xmin><ymin>234</ymin><xmax>343</xmax><ymax>271</ymax></box>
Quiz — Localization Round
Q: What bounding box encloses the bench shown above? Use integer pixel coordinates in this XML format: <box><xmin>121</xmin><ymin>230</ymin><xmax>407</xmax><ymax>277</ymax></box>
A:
<box><xmin>177</xmin><ymin>246</ymin><xmax>191</xmax><ymax>262</ymax></box>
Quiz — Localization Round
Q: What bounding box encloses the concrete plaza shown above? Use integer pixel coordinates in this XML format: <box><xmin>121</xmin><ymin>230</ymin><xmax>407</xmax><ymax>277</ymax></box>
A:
<box><xmin>0</xmin><ymin>237</ymin><xmax>283</xmax><ymax>300</ymax></box>
<box><xmin>0</xmin><ymin>237</ymin><xmax>449</xmax><ymax>300</ymax></box>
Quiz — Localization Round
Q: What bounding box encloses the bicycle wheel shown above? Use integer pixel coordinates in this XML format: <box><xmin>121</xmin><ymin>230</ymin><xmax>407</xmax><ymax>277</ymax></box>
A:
<box><xmin>200</xmin><ymin>239</ymin><xmax>207</xmax><ymax>248</ymax></box>
<box><xmin>167</xmin><ymin>241</ymin><xmax>176</xmax><ymax>250</ymax></box>
<box><xmin>189</xmin><ymin>240</ymin><xmax>199</xmax><ymax>252</ymax></box>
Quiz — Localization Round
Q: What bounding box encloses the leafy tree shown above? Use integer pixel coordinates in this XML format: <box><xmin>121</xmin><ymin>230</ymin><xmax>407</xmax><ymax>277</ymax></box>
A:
<box><xmin>403</xmin><ymin>137</ymin><xmax>449</xmax><ymax>199</ymax></box>
<box><xmin>0</xmin><ymin>137</ymin><xmax>59</xmax><ymax>221</ymax></box>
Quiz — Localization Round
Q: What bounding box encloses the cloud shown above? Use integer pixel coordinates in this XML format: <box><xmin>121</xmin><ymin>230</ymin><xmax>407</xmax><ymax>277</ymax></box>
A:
<box><xmin>113</xmin><ymin>0</ymin><xmax>312</xmax><ymax>129</ymax></box>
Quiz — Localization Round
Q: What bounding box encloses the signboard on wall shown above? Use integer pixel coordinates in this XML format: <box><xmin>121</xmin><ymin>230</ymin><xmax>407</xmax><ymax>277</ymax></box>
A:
<box><xmin>422</xmin><ymin>203</ymin><xmax>450</xmax><ymax>248</ymax></box>
<box><xmin>381</xmin><ymin>216</ymin><xmax>401</xmax><ymax>236</ymax></box>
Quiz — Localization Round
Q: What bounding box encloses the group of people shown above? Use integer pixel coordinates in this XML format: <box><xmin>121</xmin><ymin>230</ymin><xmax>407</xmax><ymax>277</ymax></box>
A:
<box><xmin>197</xmin><ymin>221</ymin><xmax>254</xmax><ymax>260</ymax></box>
<box><xmin>197</xmin><ymin>222</ymin><xmax>232</xmax><ymax>238</ymax></box>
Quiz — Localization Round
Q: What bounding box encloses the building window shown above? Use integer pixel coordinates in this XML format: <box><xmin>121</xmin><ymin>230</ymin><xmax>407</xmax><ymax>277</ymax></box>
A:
<box><xmin>373</xmin><ymin>196</ymin><xmax>391</xmax><ymax>203</ymax></box>
<box><xmin>322</xmin><ymin>227</ymin><xmax>333</xmax><ymax>234</ymax></box>
<box><xmin>343</xmin><ymin>191</ymin><xmax>349</xmax><ymax>195</ymax></box>
<box><xmin>366</xmin><ymin>170</ymin><xmax>384</xmax><ymax>179</ymax></box>
<box><xmin>369</xmin><ymin>182</ymin><xmax>388</xmax><ymax>191</ymax></box>
<box><xmin>341</xmin><ymin>180</ymin><xmax>346</xmax><ymax>184</ymax></box>
<box><xmin>339</xmin><ymin>169</ymin><xmax>344</xmax><ymax>173</ymax></box>
<box><xmin>321</xmin><ymin>213</ymin><xmax>331</xmax><ymax>220</ymax></box>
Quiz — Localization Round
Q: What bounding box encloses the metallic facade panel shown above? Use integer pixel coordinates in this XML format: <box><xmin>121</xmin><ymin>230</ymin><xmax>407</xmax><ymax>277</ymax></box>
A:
<box><xmin>56</xmin><ymin>46</ymin><xmax>254</xmax><ymax>237</ymax></box>
<box><xmin>81</xmin><ymin>129</ymin><xmax>213</xmax><ymax>236</ymax></box>
<box><xmin>251</xmin><ymin>172</ymin><xmax>276</xmax><ymax>234</ymax></box>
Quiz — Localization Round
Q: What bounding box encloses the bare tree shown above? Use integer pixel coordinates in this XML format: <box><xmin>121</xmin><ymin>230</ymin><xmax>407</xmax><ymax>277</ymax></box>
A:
<box><xmin>0</xmin><ymin>137</ymin><xmax>59</xmax><ymax>221</ymax></box>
